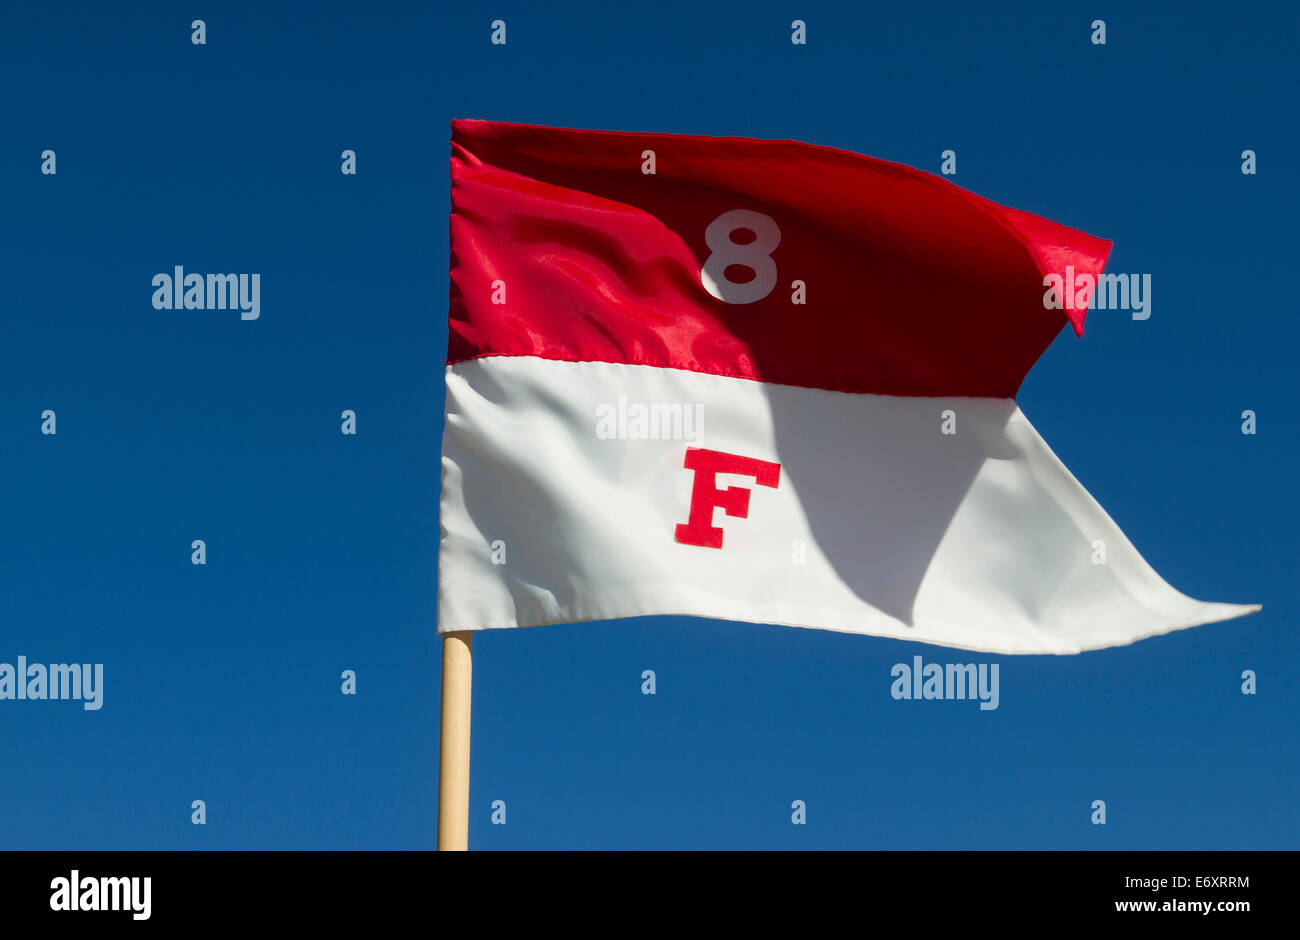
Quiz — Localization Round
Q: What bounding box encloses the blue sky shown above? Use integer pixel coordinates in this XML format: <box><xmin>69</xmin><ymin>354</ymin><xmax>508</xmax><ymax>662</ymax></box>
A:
<box><xmin>1</xmin><ymin>1</ymin><xmax>1294</xmax><ymax>848</ymax></box>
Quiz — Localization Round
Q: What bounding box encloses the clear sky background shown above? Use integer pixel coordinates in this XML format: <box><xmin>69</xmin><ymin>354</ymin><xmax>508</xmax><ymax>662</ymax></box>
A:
<box><xmin>1</xmin><ymin>1</ymin><xmax>1294</xmax><ymax>849</ymax></box>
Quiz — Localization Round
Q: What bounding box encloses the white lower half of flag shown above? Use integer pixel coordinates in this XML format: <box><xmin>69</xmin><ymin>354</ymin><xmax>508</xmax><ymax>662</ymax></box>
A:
<box><xmin>437</xmin><ymin>356</ymin><xmax>1257</xmax><ymax>654</ymax></box>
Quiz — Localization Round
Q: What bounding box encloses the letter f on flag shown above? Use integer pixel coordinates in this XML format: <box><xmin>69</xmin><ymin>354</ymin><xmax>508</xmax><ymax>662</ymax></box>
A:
<box><xmin>675</xmin><ymin>447</ymin><xmax>782</xmax><ymax>549</ymax></box>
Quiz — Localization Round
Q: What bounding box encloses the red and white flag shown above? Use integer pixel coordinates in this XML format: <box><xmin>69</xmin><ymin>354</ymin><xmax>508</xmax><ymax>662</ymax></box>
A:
<box><xmin>437</xmin><ymin>120</ymin><xmax>1257</xmax><ymax>654</ymax></box>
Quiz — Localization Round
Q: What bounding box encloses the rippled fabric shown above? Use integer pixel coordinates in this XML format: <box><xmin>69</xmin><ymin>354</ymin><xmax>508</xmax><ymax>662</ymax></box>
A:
<box><xmin>448</xmin><ymin>119</ymin><xmax>1111</xmax><ymax>397</ymax></box>
<box><xmin>438</xmin><ymin>358</ymin><xmax>1260</xmax><ymax>652</ymax></box>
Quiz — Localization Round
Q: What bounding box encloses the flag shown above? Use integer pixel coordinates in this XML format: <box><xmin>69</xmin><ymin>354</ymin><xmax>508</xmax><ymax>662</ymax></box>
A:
<box><xmin>437</xmin><ymin>119</ymin><xmax>1258</xmax><ymax>654</ymax></box>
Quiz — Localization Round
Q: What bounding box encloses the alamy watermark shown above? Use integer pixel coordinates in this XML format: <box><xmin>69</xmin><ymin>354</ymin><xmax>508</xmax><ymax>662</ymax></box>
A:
<box><xmin>152</xmin><ymin>266</ymin><xmax>260</xmax><ymax>320</ymax></box>
<box><xmin>50</xmin><ymin>870</ymin><xmax>150</xmax><ymax>920</ymax></box>
<box><xmin>1043</xmin><ymin>266</ymin><xmax>1151</xmax><ymax>320</ymax></box>
<box><xmin>596</xmin><ymin>396</ymin><xmax>703</xmax><ymax>441</ymax></box>
<box><xmin>0</xmin><ymin>656</ymin><xmax>103</xmax><ymax>710</ymax></box>
<box><xmin>890</xmin><ymin>655</ymin><xmax>999</xmax><ymax>710</ymax></box>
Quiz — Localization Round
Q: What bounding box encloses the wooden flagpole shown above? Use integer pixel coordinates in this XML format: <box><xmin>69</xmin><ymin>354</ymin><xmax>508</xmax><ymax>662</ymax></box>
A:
<box><xmin>437</xmin><ymin>630</ymin><xmax>473</xmax><ymax>850</ymax></box>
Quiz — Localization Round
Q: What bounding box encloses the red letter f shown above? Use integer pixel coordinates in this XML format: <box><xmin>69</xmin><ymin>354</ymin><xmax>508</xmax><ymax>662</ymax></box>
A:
<box><xmin>674</xmin><ymin>447</ymin><xmax>781</xmax><ymax>549</ymax></box>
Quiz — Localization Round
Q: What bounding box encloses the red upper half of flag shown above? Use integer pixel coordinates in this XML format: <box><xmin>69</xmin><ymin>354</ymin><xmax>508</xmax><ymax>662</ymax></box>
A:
<box><xmin>448</xmin><ymin>120</ymin><xmax>1111</xmax><ymax>398</ymax></box>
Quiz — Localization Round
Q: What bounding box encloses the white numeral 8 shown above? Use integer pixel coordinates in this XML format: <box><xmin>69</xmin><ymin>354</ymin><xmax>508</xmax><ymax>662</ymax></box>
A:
<box><xmin>701</xmin><ymin>209</ymin><xmax>780</xmax><ymax>304</ymax></box>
